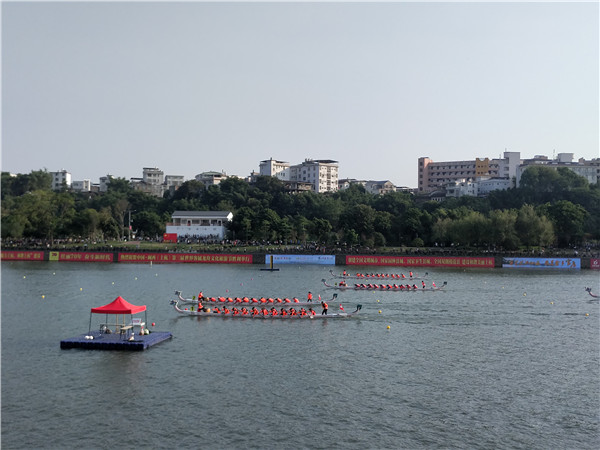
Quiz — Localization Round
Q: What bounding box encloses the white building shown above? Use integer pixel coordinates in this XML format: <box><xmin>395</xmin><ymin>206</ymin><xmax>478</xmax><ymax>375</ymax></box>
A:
<box><xmin>259</xmin><ymin>158</ymin><xmax>290</xmax><ymax>181</ymax></box>
<box><xmin>290</xmin><ymin>159</ymin><xmax>339</xmax><ymax>193</ymax></box>
<box><xmin>365</xmin><ymin>180</ymin><xmax>396</xmax><ymax>195</ymax></box>
<box><xmin>71</xmin><ymin>180</ymin><xmax>91</xmax><ymax>192</ymax></box>
<box><xmin>50</xmin><ymin>169</ymin><xmax>72</xmax><ymax>190</ymax></box>
<box><xmin>516</xmin><ymin>153</ymin><xmax>599</xmax><ymax>187</ymax></box>
<box><xmin>195</xmin><ymin>171</ymin><xmax>228</xmax><ymax>186</ymax></box>
<box><xmin>165</xmin><ymin>211</ymin><xmax>233</xmax><ymax>240</ymax></box>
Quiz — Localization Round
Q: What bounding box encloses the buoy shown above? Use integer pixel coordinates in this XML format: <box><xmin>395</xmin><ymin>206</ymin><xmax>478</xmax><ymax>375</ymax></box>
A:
<box><xmin>112</xmin><ymin>282</ymin><xmax>115</xmax><ymax>285</ymax></box>
<box><xmin>585</xmin><ymin>313</ymin><xmax>589</xmax><ymax>316</ymax></box>
<box><xmin>23</xmin><ymin>276</ymin><xmax>26</xmax><ymax>279</ymax></box>
<box><xmin>80</xmin><ymin>288</ymin><xmax>83</xmax><ymax>291</ymax></box>
<box><xmin>379</xmin><ymin>310</ymin><xmax>382</xmax><ymax>314</ymax></box>
<box><xmin>550</xmin><ymin>302</ymin><xmax>554</xmax><ymax>305</ymax></box>
<box><xmin>135</xmin><ymin>277</ymin><xmax>138</xmax><ymax>280</ymax></box>
<box><xmin>41</xmin><ymin>295</ymin><xmax>45</xmax><ymax>299</ymax></box>
<box><xmin>387</xmin><ymin>325</ymin><xmax>390</xmax><ymax>330</ymax></box>
<box><xmin>152</xmin><ymin>323</ymin><xmax>155</xmax><ymax>326</ymax></box>
<box><xmin>523</xmin><ymin>293</ymin><xmax>526</xmax><ymax>296</ymax></box>
<box><xmin>377</xmin><ymin>299</ymin><xmax>380</xmax><ymax>303</ymax></box>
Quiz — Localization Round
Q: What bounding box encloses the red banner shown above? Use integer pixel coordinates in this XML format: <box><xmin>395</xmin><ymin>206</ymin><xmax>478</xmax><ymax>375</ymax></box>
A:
<box><xmin>345</xmin><ymin>255</ymin><xmax>495</xmax><ymax>268</ymax></box>
<box><xmin>1</xmin><ymin>250</ymin><xmax>45</xmax><ymax>261</ymax></box>
<box><xmin>591</xmin><ymin>259</ymin><xmax>600</xmax><ymax>270</ymax></box>
<box><xmin>51</xmin><ymin>251</ymin><xmax>114</xmax><ymax>262</ymax></box>
<box><xmin>118</xmin><ymin>252</ymin><xmax>253</xmax><ymax>264</ymax></box>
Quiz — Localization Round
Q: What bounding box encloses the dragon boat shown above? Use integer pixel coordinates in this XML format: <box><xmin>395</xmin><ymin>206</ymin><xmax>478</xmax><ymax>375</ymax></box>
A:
<box><xmin>170</xmin><ymin>299</ymin><xmax>362</xmax><ymax>319</ymax></box>
<box><xmin>175</xmin><ymin>290</ymin><xmax>323</xmax><ymax>307</ymax></box>
<box><xmin>329</xmin><ymin>269</ymin><xmax>428</xmax><ymax>280</ymax></box>
<box><xmin>586</xmin><ymin>287</ymin><xmax>598</xmax><ymax>298</ymax></box>
<box><xmin>322</xmin><ymin>279</ymin><xmax>446</xmax><ymax>291</ymax></box>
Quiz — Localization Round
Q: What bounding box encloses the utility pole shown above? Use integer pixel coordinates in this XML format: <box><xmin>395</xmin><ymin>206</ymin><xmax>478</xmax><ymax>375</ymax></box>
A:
<box><xmin>126</xmin><ymin>209</ymin><xmax>135</xmax><ymax>241</ymax></box>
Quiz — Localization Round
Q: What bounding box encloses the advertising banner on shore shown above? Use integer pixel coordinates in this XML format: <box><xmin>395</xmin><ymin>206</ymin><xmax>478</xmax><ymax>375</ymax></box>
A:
<box><xmin>118</xmin><ymin>252</ymin><xmax>252</xmax><ymax>264</ymax></box>
<box><xmin>502</xmin><ymin>257</ymin><xmax>580</xmax><ymax>269</ymax></box>
<box><xmin>1</xmin><ymin>250</ymin><xmax>45</xmax><ymax>261</ymax></box>
<box><xmin>49</xmin><ymin>251</ymin><xmax>114</xmax><ymax>262</ymax></box>
<box><xmin>345</xmin><ymin>255</ymin><xmax>494</xmax><ymax>268</ymax></box>
<box><xmin>266</xmin><ymin>254</ymin><xmax>335</xmax><ymax>265</ymax></box>
<box><xmin>591</xmin><ymin>259</ymin><xmax>600</xmax><ymax>270</ymax></box>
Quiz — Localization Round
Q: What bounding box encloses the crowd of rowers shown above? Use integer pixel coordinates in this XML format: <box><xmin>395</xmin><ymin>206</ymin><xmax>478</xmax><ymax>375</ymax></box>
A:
<box><xmin>344</xmin><ymin>271</ymin><xmax>423</xmax><ymax>279</ymax></box>
<box><xmin>338</xmin><ymin>279</ymin><xmax>437</xmax><ymax>290</ymax></box>
<box><xmin>194</xmin><ymin>294</ymin><xmax>313</xmax><ymax>304</ymax></box>
<box><xmin>190</xmin><ymin>304</ymin><xmax>321</xmax><ymax>317</ymax></box>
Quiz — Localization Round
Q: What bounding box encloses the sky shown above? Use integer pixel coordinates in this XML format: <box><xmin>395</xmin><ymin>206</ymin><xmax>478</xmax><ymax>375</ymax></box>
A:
<box><xmin>2</xmin><ymin>1</ymin><xmax>598</xmax><ymax>189</ymax></box>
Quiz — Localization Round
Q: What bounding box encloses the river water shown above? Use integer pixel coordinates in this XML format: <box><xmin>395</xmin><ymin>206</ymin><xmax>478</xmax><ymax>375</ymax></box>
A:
<box><xmin>1</xmin><ymin>261</ymin><xmax>599</xmax><ymax>449</ymax></box>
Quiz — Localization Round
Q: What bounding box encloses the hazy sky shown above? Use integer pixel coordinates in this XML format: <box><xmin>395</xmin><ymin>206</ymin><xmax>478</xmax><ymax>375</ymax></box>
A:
<box><xmin>2</xmin><ymin>1</ymin><xmax>598</xmax><ymax>188</ymax></box>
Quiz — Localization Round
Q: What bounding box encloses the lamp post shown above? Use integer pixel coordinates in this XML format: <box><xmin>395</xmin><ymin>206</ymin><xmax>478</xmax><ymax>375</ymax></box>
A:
<box><xmin>127</xmin><ymin>209</ymin><xmax>136</xmax><ymax>241</ymax></box>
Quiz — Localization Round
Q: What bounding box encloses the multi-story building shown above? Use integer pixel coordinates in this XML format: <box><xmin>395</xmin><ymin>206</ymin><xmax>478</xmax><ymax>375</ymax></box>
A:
<box><xmin>195</xmin><ymin>171</ymin><xmax>228</xmax><ymax>186</ymax></box>
<box><xmin>50</xmin><ymin>169</ymin><xmax>72</xmax><ymax>191</ymax></box>
<box><xmin>420</xmin><ymin>151</ymin><xmax>597</xmax><ymax>198</ymax></box>
<box><xmin>259</xmin><ymin>158</ymin><xmax>290</xmax><ymax>181</ymax></box>
<box><xmin>71</xmin><ymin>179</ymin><xmax>91</xmax><ymax>192</ymax></box>
<box><xmin>516</xmin><ymin>153</ymin><xmax>599</xmax><ymax>187</ymax></box>
<box><xmin>131</xmin><ymin>167</ymin><xmax>166</xmax><ymax>197</ymax></box>
<box><xmin>290</xmin><ymin>159</ymin><xmax>339</xmax><ymax>193</ymax></box>
<box><xmin>365</xmin><ymin>180</ymin><xmax>396</xmax><ymax>195</ymax></box>
<box><xmin>419</xmin><ymin>157</ymin><xmax>495</xmax><ymax>193</ymax></box>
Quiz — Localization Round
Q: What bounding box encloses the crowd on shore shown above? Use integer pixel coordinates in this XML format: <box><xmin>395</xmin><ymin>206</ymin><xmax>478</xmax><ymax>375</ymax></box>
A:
<box><xmin>2</xmin><ymin>237</ymin><xmax>598</xmax><ymax>258</ymax></box>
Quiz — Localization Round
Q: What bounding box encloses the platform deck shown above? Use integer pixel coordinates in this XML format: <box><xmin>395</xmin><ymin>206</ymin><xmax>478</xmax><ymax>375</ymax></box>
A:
<box><xmin>60</xmin><ymin>331</ymin><xmax>172</xmax><ymax>351</ymax></box>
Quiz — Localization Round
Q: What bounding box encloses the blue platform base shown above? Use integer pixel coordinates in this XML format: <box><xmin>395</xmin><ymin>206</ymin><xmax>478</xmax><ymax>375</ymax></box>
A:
<box><xmin>60</xmin><ymin>331</ymin><xmax>172</xmax><ymax>351</ymax></box>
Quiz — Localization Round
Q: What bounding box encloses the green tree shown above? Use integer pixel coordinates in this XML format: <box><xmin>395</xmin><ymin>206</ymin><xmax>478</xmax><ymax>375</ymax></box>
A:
<box><xmin>543</xmin><ymin>200</ymin><xmax>588</xmax><ymax>246</ymax></box>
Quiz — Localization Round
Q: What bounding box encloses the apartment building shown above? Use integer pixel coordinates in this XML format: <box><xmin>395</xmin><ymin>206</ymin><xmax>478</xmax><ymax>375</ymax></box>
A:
<box><xmin>515</xmin><ymin>153</ymin><xmax>599</xmax><ymax>187</ymax></box>
<box><xmin>195</xmin><ymin>171</ymin><xmax>228</xmax><ymax>186</ymax></box>
<box><xmin>419</xmin><ymin>151</ymin><xmax>597</xmax><ymax>198</ymax></box>
<box><xmin>290</xmin><ymin>159</ymin><xmax>339</xmax><ymax>193</ymax></box>
<box><xmin>50</xmin><ymin>169</ymin><xmax>72</xmax><ymax>190</ymax></box>
<box><xmin>259</xmin><ymin>158</ymin><xmax>290</xmax><ymax>181</ymax></box>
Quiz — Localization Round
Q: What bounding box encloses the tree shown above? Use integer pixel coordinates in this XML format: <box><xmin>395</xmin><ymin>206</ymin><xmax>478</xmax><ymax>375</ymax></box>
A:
<box><xmin>489</xmin><ymin>209</ymin><xmax>520</xmax><ymax>250</ymax></box>
<box><xmin>309</xmin><ymin>218</ymin><xmax>332</xmax><ymax>243</ymax></box>
<box><xmin>544</xmin><ymin>200</ymin><xmax>588</xmax><ymax>246</ymax></box>
<box><xmin>133</xmin><ymin>211</ymin><xmax>165</xmax><ymax>238</ymax></box>
<box><xmin>515</xmin><ymin>204</ymin><xmax>555</xmax><ymax>247</ymax></box>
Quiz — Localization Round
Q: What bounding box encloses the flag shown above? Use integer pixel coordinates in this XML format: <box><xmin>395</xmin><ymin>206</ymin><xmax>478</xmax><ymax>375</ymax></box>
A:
<box><xmin>339</xmin><ymin>304</ymin><xmax>345</xmax><ymax>311</ymax></box>
<box><xmin>319</xmin><ymin>294</ymin><xmax>321</xmax><ymax>301</ymax></box>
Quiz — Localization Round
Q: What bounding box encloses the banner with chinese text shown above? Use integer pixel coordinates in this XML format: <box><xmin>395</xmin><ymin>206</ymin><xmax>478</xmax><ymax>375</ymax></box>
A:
<box><xmin>502</xmin><ymin>257</ymin><xmax>580</xmax><ymax>269</ymax></box>
<box><xmin>345</xmin><ymin>255</ymin><xmax>494</xmax><ymax>268</ymax></box>
<box><xmin>118</xmin><ymin>252</ymin><xmax>252</xmax><ymax>264</ymax></box>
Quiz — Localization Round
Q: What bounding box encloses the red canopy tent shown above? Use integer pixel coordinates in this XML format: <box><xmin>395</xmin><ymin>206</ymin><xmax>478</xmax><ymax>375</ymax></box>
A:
<box><xmin>89</xmin><ymin>296</ymin><xmax>147</xmax><ymax>334</ymax></box>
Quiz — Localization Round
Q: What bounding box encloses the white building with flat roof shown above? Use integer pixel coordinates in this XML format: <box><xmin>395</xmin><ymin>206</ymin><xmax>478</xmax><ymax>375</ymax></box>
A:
<box><xmin>51</xmin><ymin>169</ymin><xmax>72</xmax><ymax>190</ymax></box>
<box><xmin>165</xmin><ymin>211</ymin><xmax>233</xmax><ymax>239</ymax></box>
<box><xmin>259</xmin><ymin>158</ymin><xmax>290</xmax><ymax>181</ymax></box>
<box><xmin>290</xmin><ymin>159</ymin><xmax>339</xmax><ymax>193</ymax></box>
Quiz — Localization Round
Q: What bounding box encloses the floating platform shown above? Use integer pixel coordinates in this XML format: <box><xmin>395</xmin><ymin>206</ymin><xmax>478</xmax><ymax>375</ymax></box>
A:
<box><xmin>60</xmin><ymin>331</ymin><xmax>172</xmax><ymax>351</ymax></box>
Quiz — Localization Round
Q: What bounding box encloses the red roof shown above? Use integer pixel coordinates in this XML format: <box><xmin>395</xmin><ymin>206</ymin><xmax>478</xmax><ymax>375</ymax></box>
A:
<box><xmin>91</xmin><ymin>296</ymin><xmax>146</xmax><ymax>314</ymax></box>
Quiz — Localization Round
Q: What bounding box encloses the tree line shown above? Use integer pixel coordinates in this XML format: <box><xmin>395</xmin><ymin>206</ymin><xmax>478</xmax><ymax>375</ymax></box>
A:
<box><xmin>1</xmin><ymin>166</ymin><xmax>598</xmax><ymax>251</ymax></box>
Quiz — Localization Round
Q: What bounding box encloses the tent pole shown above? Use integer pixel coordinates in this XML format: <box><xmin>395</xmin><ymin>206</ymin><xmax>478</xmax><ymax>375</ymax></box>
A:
<box><xmin>88</xmin><ymin>313</ymin><xmax>92</xmax><ymax>334</ymax></box>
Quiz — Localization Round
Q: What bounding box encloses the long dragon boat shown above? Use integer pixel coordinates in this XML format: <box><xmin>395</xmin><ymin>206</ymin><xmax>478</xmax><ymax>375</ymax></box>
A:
<box><xmin>329</xmin><ymin>269</ymin><xmax>428</xmax><ymax>280</ymax></box>
<box><xmin>175</xmin><ymin>290</ymin><xmax>323</xmax><ymax>307</ymax></box>
<box><xmin>170</xmin><ymin>299</ymin><xmax>362</xmax><ymax>319</ymax></box>
<box><xmin>322</xmin><ymin>278</ymin><xmax>446</xmax><ymax>291</ymax></box>
<box><xmin>586</xmin><ymin>287</ymin><xmax>598</xmax><ymax>298</ymax></box>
